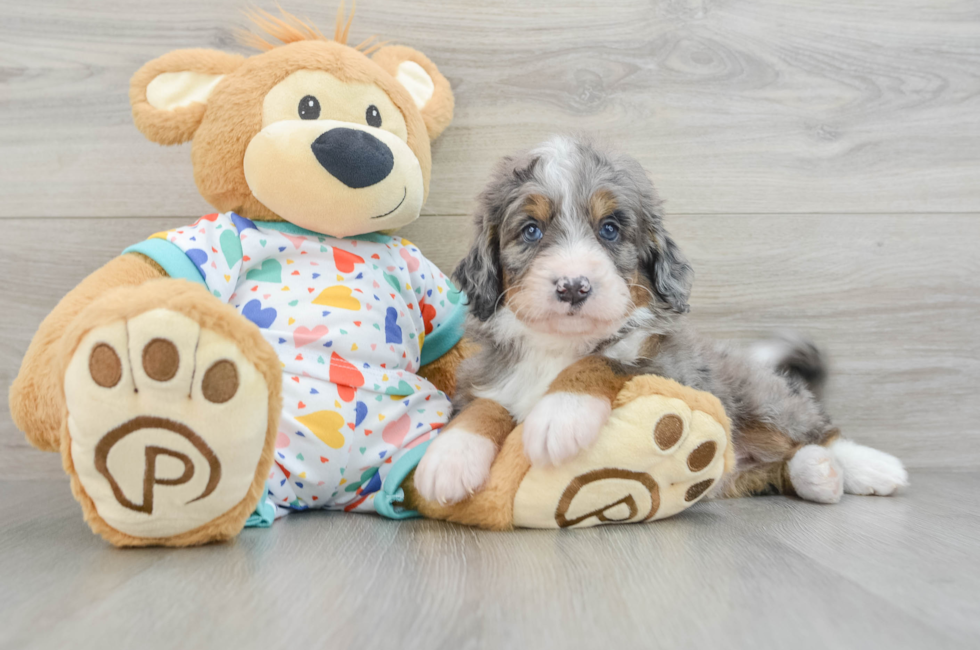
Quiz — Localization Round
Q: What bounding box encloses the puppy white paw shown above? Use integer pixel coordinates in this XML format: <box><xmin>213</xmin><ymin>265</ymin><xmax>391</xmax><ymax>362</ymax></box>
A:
<box><xmin>522</xmin><ymin>393</ymin><xmax>611</xmax><ymax>467</ymax></box>
<box><xmin>414</xmin><ymin>430</ymin><xmax>496</xmax><ymax>505</ymax></box>
<box><xmin>830</xmin><ymin>439</ymin><xmax>908</xmax><ymax>496</ymax></box>
<box><xmin>788</xmin><ymin>444</ymin><xmax>844</xmax><ymax>504</ymax></box>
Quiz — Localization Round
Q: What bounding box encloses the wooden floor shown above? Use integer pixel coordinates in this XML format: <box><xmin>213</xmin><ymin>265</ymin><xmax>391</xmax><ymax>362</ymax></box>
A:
<box><xmin>0</xmin><ymin>471</ymin><xmax>976</xmax><ymax>649</ymax></box>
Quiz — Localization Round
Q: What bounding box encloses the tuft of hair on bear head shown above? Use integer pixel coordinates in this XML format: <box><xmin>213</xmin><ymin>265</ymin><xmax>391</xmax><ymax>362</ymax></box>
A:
<box><xmin>238</xmin><ymin>2</ymin><xmax>388</xmax><ymax>55</ymax></box>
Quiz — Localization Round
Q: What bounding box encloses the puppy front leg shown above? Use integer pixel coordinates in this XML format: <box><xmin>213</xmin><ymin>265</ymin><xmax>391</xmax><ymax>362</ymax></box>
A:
<box><xmin>414</xmin><ymin>399</ymin><xmax>514</xmax><ymax>505</ymax></box>
<box><xmin>523</xmin><ymin>356</ymin><xmax>631</xmax><ymax>466</ymax></box>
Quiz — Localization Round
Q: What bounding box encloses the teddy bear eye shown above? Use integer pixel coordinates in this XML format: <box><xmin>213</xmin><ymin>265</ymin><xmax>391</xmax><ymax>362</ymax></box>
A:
<box><xmin>366</xmin><ymin>105</ymin><xmax>382</xmax><ymax>128</ymax></box>
<box><xmin>298</xmin><ymin>95</ymin><xmax>321</xmax><ymax>120</ymax></box>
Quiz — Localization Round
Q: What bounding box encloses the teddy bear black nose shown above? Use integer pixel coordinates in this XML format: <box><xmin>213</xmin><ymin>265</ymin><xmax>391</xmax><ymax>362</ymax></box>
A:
<box><xmin>310</xmin><ymin>128</ymin><xmax>394</xmax><ymax>189</ymax></box>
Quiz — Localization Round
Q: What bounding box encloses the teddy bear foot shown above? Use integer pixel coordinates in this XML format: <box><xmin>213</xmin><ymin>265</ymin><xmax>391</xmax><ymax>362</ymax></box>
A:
<box><xmin>400</xmin><ymin>375</ymin><xmax>735</xmax><ymax>530</ymax></box>
<box><xmin>61</xmin><ymin>281</ymin><xmax>280</xmax><ymax>546</ymax></box>
<box><xmin>511</xmin><ymin>376</ymin><xmax>735</xmax><ymax>528</ymax></box>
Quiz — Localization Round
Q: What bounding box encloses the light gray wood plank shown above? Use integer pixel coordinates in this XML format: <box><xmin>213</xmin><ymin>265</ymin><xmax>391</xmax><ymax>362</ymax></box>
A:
<box><xmin>0</xmin><ymin>472</ymin><xmax>976</xmax><ymax>650</ymax></box>
<box><xmin>2</xmin><ymin>0</ymin><xmax>980</xmax><ymax>217</ymax></box>
<box><xmin>1</xmin><ymin>214</ymin><xmax>977</xmax><ymax>481</ymax></box>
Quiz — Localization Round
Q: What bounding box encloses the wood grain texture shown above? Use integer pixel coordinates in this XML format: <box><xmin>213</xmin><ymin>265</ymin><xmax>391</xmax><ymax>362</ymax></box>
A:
<box><xmin>0</xmin><ymin>471</ymin><xmax>977</xmax><ymax>649</ymax></box>
<box><xmin>2</xmin><ymin>214</ymin><xmax>977</xmax><ymax>480</ymax></box>
<box><xmin>1</xmin><ymin>0</ymin><xmax>979</xmax><ymax>217</ymax></box>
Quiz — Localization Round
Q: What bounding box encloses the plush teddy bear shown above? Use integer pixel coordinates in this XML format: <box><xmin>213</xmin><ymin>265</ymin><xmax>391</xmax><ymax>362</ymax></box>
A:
<box><xmin>9</xmin><ymin>7</ymin><xmax>733</xmax><ymax>547</ymax></box>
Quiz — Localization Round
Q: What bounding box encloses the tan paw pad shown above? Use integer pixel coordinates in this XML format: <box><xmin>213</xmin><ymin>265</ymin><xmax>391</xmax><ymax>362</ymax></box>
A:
<box><xmin>64</xmin><ymin>308</ymin><xmax>270</xmax><ymax>539</ymax></box>
<box><xmin>513</xmin><ymin>387</ymin><xmax>729</xmax><ymax>529</ymax></box>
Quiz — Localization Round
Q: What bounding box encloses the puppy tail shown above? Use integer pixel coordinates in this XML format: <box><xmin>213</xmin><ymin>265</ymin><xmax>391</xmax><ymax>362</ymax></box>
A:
<box><xmin>749</xmin><ymin>332</ymin><xmax>828</xmax><ymax>401</ymax></box>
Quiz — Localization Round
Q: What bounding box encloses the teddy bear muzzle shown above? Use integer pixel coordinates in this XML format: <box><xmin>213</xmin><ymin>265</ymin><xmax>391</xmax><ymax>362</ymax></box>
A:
<box><xmin>243</xmin><ymin>119</ymin><xmax>424</xmax><ymax>237</ymax></box>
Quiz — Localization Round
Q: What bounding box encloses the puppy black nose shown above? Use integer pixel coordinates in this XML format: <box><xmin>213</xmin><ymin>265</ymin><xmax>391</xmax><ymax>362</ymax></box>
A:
<box><xmin>555</xmin><ymin>276</ymin><xmax>592</xmax><ymax>306</ymax></box>
<box><xmin>311</xmin><ymin>128</ymin><xmax>394</xmax><ymax>189</ymax></box>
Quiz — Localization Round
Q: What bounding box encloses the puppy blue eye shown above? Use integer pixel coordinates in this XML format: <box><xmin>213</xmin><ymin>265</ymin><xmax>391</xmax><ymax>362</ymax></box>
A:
<box><xmin>599</xmin><ymin>221</ymin><xmax>620</xmax><ymax>241</ymax></box>
<box><xmin>522</xmin><ymin>224</ymin><xmax>543</xmax><ymax>243</ymax></box>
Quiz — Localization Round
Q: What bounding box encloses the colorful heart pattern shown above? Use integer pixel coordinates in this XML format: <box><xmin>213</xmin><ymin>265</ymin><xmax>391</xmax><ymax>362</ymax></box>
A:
<box><xmin>334</xmin><ymin>248</ymin><xmax>365</xmax><ymax>273</ymax></box>
<box><xmin>384</xmin><ymin>307</ymin><xmax>403</xmax><ymax>344</ymax></box>
<box><xmin>242</xmin><ymin>299</ymin><xmax>277</xmax><ymax>329</ymax></box>
<box><xmin>296</xmin><ymin>410</ymin><xmax>346</xmax><ymax>449</ymax></box>
<box><xmin>293</xmin><ymin>324</ymin><xmax>329</xmax><ymax>348</ymax></box>
<box><xmin>246</xmin><ymin>259</ymin><xmax>282</xmax><ymax>283</ymax></box>
<box><xmin>312</xmin><ymin>285</ymin><xmax>361</xmax><ymax>310</ymax></box>
<box><xmin>146</xmin><ymin>212</ymin><xmax>463</xmax><ymax>514</ymax></box>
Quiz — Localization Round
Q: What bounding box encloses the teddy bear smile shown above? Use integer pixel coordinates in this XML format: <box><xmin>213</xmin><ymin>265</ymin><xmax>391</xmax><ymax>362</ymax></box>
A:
<box><xmin>370</xmin><ymin>186</ymin><xmax>407</xmax><ymax>219</ymax></box>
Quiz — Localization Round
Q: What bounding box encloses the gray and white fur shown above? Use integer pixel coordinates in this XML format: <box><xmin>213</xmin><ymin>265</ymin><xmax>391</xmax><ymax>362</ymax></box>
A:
<box><xmin>429</xmin><ymin>135</ymin><xmax>907</xmax><ymax>505</ymax></box>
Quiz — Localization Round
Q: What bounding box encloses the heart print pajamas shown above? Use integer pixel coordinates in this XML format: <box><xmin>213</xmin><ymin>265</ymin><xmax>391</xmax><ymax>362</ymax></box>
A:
<box><xmin>125</xmin><ymin>212</ymin><xmax>465</xmax><ymax>520</ymax></box>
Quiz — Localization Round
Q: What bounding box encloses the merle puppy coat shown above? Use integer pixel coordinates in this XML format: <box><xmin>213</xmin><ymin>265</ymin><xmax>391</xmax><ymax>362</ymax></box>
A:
<box><xmin>413</xmin><ymin>135</ymin><xmax>907</xmax><ymax>506</ymax></box>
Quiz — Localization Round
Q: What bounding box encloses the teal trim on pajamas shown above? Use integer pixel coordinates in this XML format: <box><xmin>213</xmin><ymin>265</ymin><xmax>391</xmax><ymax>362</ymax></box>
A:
<box><xmin>252</xmin><ymin>220</ymin><xmax>390</xmax><ymax>243</ymax></box>
<box><xmin>374</xmin><ymin>440</ymin><xmax>431</xmax><ymax>520</ymax></box>
<box><xmin>123</xmin><ymin>238</ymin><xmax>207</xmax><ymax>287</ymax></box>
<box><xmin>244</xmin><ymin>492</ymin><xmax>277</xmax><ymax>528</ymax></box>
<box><xmin>420</xmin><ymin>299</ymin><xmax>467</xmax><ymax>366</ymax></box>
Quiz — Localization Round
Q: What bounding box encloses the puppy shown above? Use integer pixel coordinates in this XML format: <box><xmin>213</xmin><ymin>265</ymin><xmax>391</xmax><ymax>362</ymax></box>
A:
<box><xmin>414</xmin><ymin>135</ymin><xmax>908</xmax><ymax>506</ymax></box>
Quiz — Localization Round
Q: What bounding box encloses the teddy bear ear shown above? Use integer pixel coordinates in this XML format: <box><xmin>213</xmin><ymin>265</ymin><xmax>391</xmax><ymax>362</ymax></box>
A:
<box><xmin>130</xmin><ymin>49</ymin><xmax>245</xmax><ymax>145</ymax></box>
<box><xmin>372</xmin><ymin>45</ymin><xmax>454</xmax><ymax>141</ymax></box>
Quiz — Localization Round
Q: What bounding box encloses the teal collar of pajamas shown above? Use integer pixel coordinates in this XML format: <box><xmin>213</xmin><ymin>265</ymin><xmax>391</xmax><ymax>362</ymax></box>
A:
<box><xmin>249</xmin><ymin>220</ymin><xmax>394</xmax><ymax>243</ymax></box>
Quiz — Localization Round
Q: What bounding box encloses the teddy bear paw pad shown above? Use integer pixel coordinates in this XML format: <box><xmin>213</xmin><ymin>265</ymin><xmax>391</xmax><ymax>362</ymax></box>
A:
<box><xmin>512</xmin><ymin>386</ymin><xmax>730</xmax><ymax>529</ymax></box>
<box><xmin>64</xmin><ymin>308</ymin><xmax>271</xmax><ymax>539</ymax></box>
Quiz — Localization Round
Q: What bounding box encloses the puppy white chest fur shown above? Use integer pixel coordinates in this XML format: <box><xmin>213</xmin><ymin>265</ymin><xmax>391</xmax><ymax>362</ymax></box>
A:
<box><xmin>473</xmin><ymin>343</ymin><xmax>581</xmax><ymax>422</ymax></box>
<box><xmin>471</xmin><ymin>311</ymin><xmax>597</xmax><ymax>422</ymax></box>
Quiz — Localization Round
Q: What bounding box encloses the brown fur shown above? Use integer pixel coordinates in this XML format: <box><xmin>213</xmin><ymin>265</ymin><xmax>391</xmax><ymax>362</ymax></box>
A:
<box><xmin>130</xmin><ymin>49</ymin><xmax>246</xmax><ymax>146</ymax></box>
<box><xmin>55</xmin><ymin>279</ymin><xmax>283</xmax><ymax>547</ymax></box>
<box><xmin>721</xmin><ymin>426</ymin><xmax>841</xmax><ymax>497</ymax></box>
<box><xmin>416</xmin><ymin>337</ymin><xmax>477</xmax><ymax>399</ymax></box>
<box><xmin>239</xmin><ymin>6</ymin><xmax>334</xmax><ymax>51</ymax></box>
<box><xmin>371</xmin><ymin>45</ymin><xmax>455</xmax><ymax>141</ymax></box>
<box><xmin>9</xmin><ymin>253</ymin><xmax>166</xmax><ymax>451</ymax></box>
<box><xmin>500</xmin><ymin>268</ymin><xmax>518</xmax><ymax>308</ymax></box>
<box><xmin>736</xmin><ymin>424</ymin><xmax>805</xmax><ymax>465</ymax></box>
<box><xmin>589</xmin><ymin>188</ymin><xmax>617</xmax><ymax>224</ymax></box>
<box><xmin>523</xmin><ymin>193</ymin><xmax>553</xmax><ymax>224</ymax></box>
<box><xmin>240</xmin><ymin>4</ymin><xmax>389</xmax><ymax>56</ymax></box>
<box><xmin>546</xmin><ymin>355</ymin><xmax>630</xmax><ymax>402</ymax></box>
<box><xmin>718</xmin><ymin>461</ymin><xmax>796</xmax><ymax>499</ymax></box>
<box><xmin>638</xmin><ymin>333</ymin><xmax>662</xmax><ymax>359</ymax></box>
<box><xmin>628</xmin><ymin>271</ymin><xmax>654</xmax><ymax>310</ymax></box>
<box><xmin>447</xmin><ymin>399</ymin><xmax>514</xmax><ymax>447</ymax></box>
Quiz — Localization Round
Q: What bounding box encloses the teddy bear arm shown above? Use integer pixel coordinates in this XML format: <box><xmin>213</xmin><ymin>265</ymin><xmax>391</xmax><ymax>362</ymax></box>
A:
<box><xmin>9</xmin><ymin>253</ymin><xmax>167</xmax><ymax>451</ymax></box>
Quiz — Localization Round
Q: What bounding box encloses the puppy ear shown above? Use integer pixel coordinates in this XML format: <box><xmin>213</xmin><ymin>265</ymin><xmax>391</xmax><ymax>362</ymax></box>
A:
<box><xmin>372</xmin><ymin>45</ymin><xmax>454</xmax><ymax>140</ymax></box>
<box><xmin>453</xmin><ymin>217</ymin><xmax>502</xmax><ymax>322</ymax></box>
<box><xmin>130</xmin><ymin>49</ymin><xmax>245</xmax><ymax>145</ymax></box>
<box><xmin>643</xmin><ymin>230</ymin><xmax>693</xmax><ymax>314</ymax></box>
